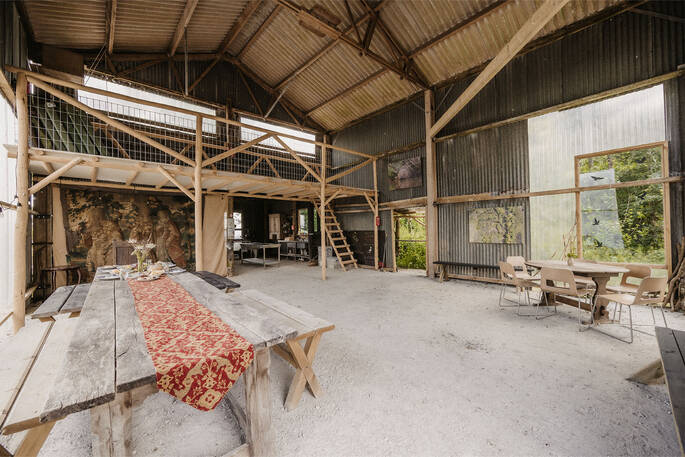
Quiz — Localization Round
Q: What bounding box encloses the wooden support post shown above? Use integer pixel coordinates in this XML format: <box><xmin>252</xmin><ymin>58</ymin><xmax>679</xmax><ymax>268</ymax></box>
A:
<box><xmin>320</xmin><ymin>135</ymin><xmax>328</xmax><ymax>280</ymax></box>
<box><xmin>391</xmin><ymin>209</ymin><xmax>397</xmax><ymax>272</ymax></box>
<box><xmin>195</xmin><ymin>116</ymin><xmax>204</xmax><ymax>271</ymax></box>
<box><xmin>574</xmin><ymin>158</ymin><xmax>582</xmax><ymax>257</ymax></box>
<box><xmin>244</xmin><ymin>348</ymin><xmax>274</xmax><ymax>457</ymax></box>
<box><xmin>373</xmin><ymin>159</ymin><xmax>379</xmax><ymax>270</ymax></box>
<box><xmin>425</xmin><ymin>90</ymin><xmax>438</xmax><ymax>278</ymax></box>
<box><xmin>12</xmin><ymin>72</ymin><xmax>29</xmax><ymax>334</ymax></box>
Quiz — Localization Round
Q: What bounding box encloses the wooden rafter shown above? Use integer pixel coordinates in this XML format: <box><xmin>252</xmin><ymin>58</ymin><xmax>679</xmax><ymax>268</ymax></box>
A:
<box><xmin>274</xmin><ymin>0</ymin><xmax>387</xmax><ymax>91</ymax></box>
<box><xmin>156</xmin><ymin>166</ymin><xmax>195</xmax><ymax>199</ymax></box>
<box><xmin>274</xmin><ymin>137</ymin><xmax>321</xmax><ymax>182</ymax></box>
<box><xmin>238</xmin><ymin>68</ymin><xmax>264</xmax><ymax>116</ymax></box>
<box><xmin>430</xmin><ymin>0</ymin><xmax>571</xmax><ymax>137</ymax></box>
<box><xmin>118</xmin><ymin>58</ymin><xmax>166</xmax><ymax>77</ymax></box>
<box><xmin>238</xmin><ymin>5</ymin><xmax>282</xmax><ymax>58</ymax></box>
<box><xmin>344</xmin><ymin>0</ymin><xmax>363</xmax><ymax>47</ymax></box>
<box><xmin>310</xmin><ymin>0</ymin><xmax>512</xmax><ymax>117</ymax></box>
<box><xmin>276</xmin><ymin>0</ymin><xmax>426</xmax><ymax>89</ymax></box>
<box><xmin>105</xmin><ymin>0</ymin><xmax>117</xmax><ymax>54</ymax></box>
<box><xmin>169</xmin><ymin>0</ymin><xmax>200</xmax><ymax>56</ymax></box>
<box><xmin>29</xmin><ymin>158</ymin><xmax>82</xmax><ymax>195</ymax></box>
<box><xmin>188</xmin><ymin>0</ymin><xmax>263</xmax><ymax>93</ymax></box>
<box><xmin>203</xmin><ymin>133</ymin><xmax>272</xmax><ymax>167</ymax></box>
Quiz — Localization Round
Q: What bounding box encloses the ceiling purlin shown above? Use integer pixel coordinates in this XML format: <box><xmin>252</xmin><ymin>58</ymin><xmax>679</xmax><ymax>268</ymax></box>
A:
<box><xmin>238</xmin><ymin>4</ymin><xmax>283</xmax><ymax>59</ymax></box>
<box><xmin>273</xmin><ymin>0</ymin><xmax>388</xmax><ymax>91</ymax></box>
<box><xmin>275</xmin><ymin>0</ymin><xmax>426</xmax><ymax>90</ymax></box>
<box><xmin>308</xmin><ymin>0</ymin><xmax>513</xmax><ymax>118</ymax></box>
<box><xmin>168</xmin><ymin>0</ymin><xmax>201</xmax><ymax>56</ymax></box>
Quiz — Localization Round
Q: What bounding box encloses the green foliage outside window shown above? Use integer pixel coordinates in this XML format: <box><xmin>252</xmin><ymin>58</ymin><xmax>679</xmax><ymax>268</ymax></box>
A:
<box><xmin>579</xmin><ymin>147</ymin><xmax>665</xmax><ymax>264</ymax></box>
<box><xmin>396</xmin><ymin>216</ymin><xmax>426</xmax><ymax>270</ymax></box>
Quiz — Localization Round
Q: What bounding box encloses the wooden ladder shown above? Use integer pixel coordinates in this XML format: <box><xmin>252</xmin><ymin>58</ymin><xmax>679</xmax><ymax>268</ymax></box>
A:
<box><xmin>316</xmin><ymin>203</ymin><xmax>358</xmax><ymax>271</ymax></box>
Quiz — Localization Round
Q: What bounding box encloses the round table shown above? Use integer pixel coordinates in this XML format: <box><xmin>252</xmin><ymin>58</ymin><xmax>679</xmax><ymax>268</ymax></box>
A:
<box><xmin>525</xmin><ymin>260</ymin><xmax>628</xmax><ymax>321</ymax></box>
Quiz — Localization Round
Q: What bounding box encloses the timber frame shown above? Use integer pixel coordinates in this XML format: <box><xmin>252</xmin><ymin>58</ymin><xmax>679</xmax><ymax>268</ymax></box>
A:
<box><xmin>7</xmin><ymin>67</ymin><xmax>380</xmax><ymax>333</ymax></box>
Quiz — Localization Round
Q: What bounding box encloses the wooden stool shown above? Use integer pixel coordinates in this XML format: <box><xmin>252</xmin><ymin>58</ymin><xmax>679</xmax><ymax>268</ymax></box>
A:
<box><xmin>41</xmin><ymin>264</ymin><xmax>81</xmax><ymax>295</ymax></box>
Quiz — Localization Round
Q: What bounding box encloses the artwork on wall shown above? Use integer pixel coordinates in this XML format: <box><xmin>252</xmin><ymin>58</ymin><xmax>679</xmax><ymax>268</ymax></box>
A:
<box><xmin>388</xmin><ymin>157</ymin><xmax>422</xmax><ymax>190</ymax></box>
<box><xmin>60</xmin><ymin>188</ymin><xmax>195</xmax><ymax>277</ymax></box>
<box><xmin>468</xmin><ymin>206</ymin><xmax>524</xmax><ymax>244</ymax></box>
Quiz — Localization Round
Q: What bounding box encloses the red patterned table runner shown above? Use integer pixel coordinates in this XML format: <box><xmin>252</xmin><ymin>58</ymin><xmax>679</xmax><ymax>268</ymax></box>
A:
<box><xmin>127</xmin><ymin>276</ymin><xmax>254</xmax><ymax>411</ymax></box>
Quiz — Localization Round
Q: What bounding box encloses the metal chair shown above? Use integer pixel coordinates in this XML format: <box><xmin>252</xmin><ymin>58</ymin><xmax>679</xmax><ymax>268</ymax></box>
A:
<box><xmin>498</xmin><ymin>261</ymin><xmax>539</xmax><ymax>316</ymax></box>
<box><xmin>505</xmin><ymin>256</ymin><xmax>539</xmax><ymax>280</ymax></box>
<box><xmin>538</xmin><ymin>267</ymin><xmax>594</xmax><ymax>324</ymax></box>
<box><xmin>596</xmin><ymin>277</ymin><xmax>667</xmax><ymax>343</ymax></box>
<box><xmin>606</xmin><ymin>264</ymin><xmax>651</xmax><ymax>295</ymax></box>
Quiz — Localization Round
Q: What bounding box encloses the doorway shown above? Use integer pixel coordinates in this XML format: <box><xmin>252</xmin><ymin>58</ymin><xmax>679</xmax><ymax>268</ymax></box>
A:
<box><xmin>393</xmin><ymin>209</ymin><xmax>426</xmax><ymax>272</ymax></box>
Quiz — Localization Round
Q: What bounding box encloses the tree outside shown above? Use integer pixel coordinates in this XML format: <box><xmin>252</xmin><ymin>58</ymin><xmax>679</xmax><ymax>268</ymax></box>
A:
<box><xmin>396</xmin><ymin>215</ymin><xmax>426</xmax><ymax>270</ymax></box>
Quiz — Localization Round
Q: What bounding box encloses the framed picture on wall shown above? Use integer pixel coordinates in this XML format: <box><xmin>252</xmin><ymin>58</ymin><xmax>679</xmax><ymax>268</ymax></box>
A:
<box><xmin>388</xmin><ymin>157</ymin><xmax>422</xmax><ymax>190</ymax></box>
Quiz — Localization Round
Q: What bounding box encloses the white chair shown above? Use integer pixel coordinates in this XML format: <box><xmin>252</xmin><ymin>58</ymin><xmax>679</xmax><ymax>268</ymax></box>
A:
<box><xmin>607</xmin><ymin>264</ymin><xmax>651</xmax><ymax>294</ymax></box>
<box><xmin>506</xmin><ymin>256</ymin><xmax>539</xmax><ymax>280</ymax></box>
<box><xmin>596</xmin><ymin>277</ymin><xmax>667</xmax><ymax>343</ymax></box>
<box><xmin>538</xmin><ymin>267</ymin><xmax>594</xmax><ymax>324</ymax></box>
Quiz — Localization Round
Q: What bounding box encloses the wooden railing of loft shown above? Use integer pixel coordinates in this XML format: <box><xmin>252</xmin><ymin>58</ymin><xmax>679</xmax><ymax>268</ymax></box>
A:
<box><xmin>7</xmin><ymin>68</ymin><xmax>381</xmax><ymax>333</ymax></box>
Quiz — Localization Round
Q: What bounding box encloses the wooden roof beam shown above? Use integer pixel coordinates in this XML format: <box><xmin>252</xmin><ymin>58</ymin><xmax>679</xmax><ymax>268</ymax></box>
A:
<box><xmin>169</xmin><ymin>0</ymin><xmax>200</xmax><ymax>56</ymax></box>
<box><xmin>105</xmin><ymin>0</ymin><xmax>117</xmax><ymax>54</ymax></box>
<box><xmin>430</xmin><ymin>0</ymin><xmax>571</xmax><ymax>137</ymax></box>
<box><xmin>307</xmin><ymin>0</ymin><xmax>512</xmax><ymax>117</ymax></box>
<box><xmin>274</xmin><ymin>0</ymin><xmax>388</xmax><ymax>91</ymax></box>
<box><xmin>276</xmin><ymin>0</ymin><xmax>426</xmax><ymax>89</ymax></box>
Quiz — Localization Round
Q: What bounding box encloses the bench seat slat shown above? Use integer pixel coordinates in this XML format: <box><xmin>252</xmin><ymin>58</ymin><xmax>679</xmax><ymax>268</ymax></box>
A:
<box><xmin>40</xmin><ymin>280</ymin><xmax>116</xmax><ymax>423</ymax></box>
<box><xmin>2</xmin><ymin>317</ymin><xmax>79</xmax><ymax>435</ymax></box>
<box><xmin>31</xmin><ymin>285</ymin><xmax>75</xmax><ymax>319</ymax></box>
<box><xmin>60</xmin><ymin>283</ymin><xmax>90</xmax><ymax>315</ymax></box>
<box><xmin>0</xmin><ymin>323</ymin><xmax>53</xmax><ymax>429</ymax></box>
<box><xmin>656</xmin><ymin>327</ymin><xmax>685</xmax><ymax>453</ymax></box>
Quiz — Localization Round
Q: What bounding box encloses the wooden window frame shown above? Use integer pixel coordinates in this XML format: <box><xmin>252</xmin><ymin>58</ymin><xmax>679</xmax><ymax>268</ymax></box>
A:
<box><xmin>573</xmin><ymin>141</ymin><xmax>671</xmax><ymax>275</ymax></box>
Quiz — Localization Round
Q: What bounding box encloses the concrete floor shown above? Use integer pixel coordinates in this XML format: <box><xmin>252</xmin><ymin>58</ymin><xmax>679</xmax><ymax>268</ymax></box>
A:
<box><xmin>31</xmin><ymin>262</ymin><xmax>684</xmax><ymax>456</ymax></box>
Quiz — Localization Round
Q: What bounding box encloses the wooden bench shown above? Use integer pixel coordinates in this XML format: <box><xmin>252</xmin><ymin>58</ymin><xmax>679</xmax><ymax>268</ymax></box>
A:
<box><xmin>0</xmin><ymin>316</ymin><xmax>79</xmax><ymax>457</ymax></box>
<box><xmin>191</xmin><ymin>270</ymin><xmax>241</xmax><ymax>293</ymax></box>
<box><xmin>31</xmin><ymin>284</ymin><xmax>90</xmax><ymax>321</ymax></box>
<box><xmin>656</xmin><ymin>327</ymin><xmax>685</xmax><ymax>454</ymax></box>
<box><xmin>433</xmin><ymin>261</ymin><xmax>498</xmax><ymax>282</ymax></box>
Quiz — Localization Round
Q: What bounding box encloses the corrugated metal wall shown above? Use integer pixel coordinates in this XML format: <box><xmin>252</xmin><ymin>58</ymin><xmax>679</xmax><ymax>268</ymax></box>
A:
<box><xmin>1</xmin><ymin>1</ymin><xmax>29</xmax><ymax>88</ymax></box>
<box><xmin>329</xmin><ymin>4</ymin><xmax>685</xmax><ymax>275</ymax></box>
<box><xmin>435</xmin><ymin>3</ymin><xmax>685</xmax><ymax>138</ymax></box>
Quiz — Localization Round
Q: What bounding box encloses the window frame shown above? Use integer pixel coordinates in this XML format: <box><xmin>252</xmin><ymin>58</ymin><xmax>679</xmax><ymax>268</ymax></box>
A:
<box><xmin>573</xmin><ymin>141</ymin><xmax>671</xmax><ymax>273</ymax></box>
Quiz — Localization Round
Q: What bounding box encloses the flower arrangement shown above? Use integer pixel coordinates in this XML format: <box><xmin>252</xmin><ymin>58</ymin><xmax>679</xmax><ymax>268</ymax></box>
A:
<box><xmin>128</xmin><ymin>237</ymin><xmax>156</xmax><ymax>273</ymax></box>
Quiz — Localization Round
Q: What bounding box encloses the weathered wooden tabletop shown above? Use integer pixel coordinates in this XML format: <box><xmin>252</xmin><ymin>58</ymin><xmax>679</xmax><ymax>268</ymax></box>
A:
<box><xmin>525</xmin><ymin>260</ymin><xmax>628</xmax><ymax>276</ymax></box>
<box><xmin>38</xmin><ymin>270</ymin><xmax>333</xmax><ymax>427</ymax></box>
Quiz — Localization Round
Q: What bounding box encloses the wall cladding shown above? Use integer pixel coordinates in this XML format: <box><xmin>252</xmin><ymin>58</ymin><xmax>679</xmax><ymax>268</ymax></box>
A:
<box><xmin>438</xmin><ymin>198</ymin><xmax>530</xmax><ymax>279</ymax></box>
<box><xmin>437</xmin><ymin>121</ymin><xmax>528</xmax><ymax>198</ymax></box>
<box><xmin>435</xmin><ymin>4</ymin><xmax>685</xmax><ymax>138</ymax></box>
<box><xmin>1</xmin><ymin>1</ymin><xmax>29</xmax><ymax>88</ymax></box>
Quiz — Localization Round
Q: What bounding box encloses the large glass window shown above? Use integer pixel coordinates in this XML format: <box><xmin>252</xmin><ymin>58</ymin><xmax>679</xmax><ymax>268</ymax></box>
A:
<box><xmin>79</xmin><ymin>77</ymin><xmax>217</xmax><ymax>133</ymax></box>
<box><xmin>577</xmin><ymin>144</ymin><xmax>666</xmax><ymax>265</ymax></box>
<box><xmin>239</xmin><ymin>116</ymin><xmax>315</xmax><ymax>156</ymax></box>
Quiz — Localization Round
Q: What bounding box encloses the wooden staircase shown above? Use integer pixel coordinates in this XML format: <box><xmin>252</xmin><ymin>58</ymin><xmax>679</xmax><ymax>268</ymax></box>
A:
<box><xmin>316</xmin><ymin>204</ymin><xmax>358</xmax><ymax>271</ymax></box>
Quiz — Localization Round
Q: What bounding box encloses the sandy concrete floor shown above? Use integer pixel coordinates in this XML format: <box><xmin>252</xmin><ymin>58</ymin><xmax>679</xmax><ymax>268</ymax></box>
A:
<box><xmin>20</xmin><ymin>262</ymin><xmax>684</xmax><ymax>456</ymax></box>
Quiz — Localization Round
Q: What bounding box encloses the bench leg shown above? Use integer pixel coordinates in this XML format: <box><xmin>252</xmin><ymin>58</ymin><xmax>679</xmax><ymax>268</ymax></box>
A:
<box><xmin>13</xmin><ymin>421</ymin><xmax>56</xmax><ymax>457</ymax></box>
<box><xmin>244</xmin><ymin>348</ymin><xmax>274</xmax><ymax>457</ymax></box>
<box><xmin>283</xmin><ymin>333</ymin><xmax>323</xmax><ymax>411</ymax></box>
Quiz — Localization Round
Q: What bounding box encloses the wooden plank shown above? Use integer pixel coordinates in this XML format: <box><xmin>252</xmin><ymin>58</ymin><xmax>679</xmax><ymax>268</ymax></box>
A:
<box><xmin>105</xmin><ymin>0</ymin><xmax>117</xmax><ymax>54</ymax></box>
<box><xmin>31</xmin><ymin>285</ymin><xmax>75</xmax><ymax>319</ymax></box>
<box><xmin>657</xmin><ymin>327</ymin><xmax>685</xmax><ymax>455</ymax></box>
<box><xmin>239</xmin><ymin>289</ymin><xmax>333</xmax><ymax>335</ymax></box>
<box><xmin>430</xmin><ymin>0</ymin><xmax>571</xmax><ymax>137</ymax></box>
<box><xmin>244</xmin><ymin>348</ymin><xmax>274</xmax><ymax>457</ymax></box>
<box><xmin>0</xmin><ymin>323</ymin><xmax>52</xmax><ymax>428</ymax></box>
<box><xmin>11</xmin><ymin>421</ymin><xmax>55</xmax><ymax>457</ymax></box>
<box><xmin>41</xmin><ymin>280</ymin><xmax>116</xmax><ymax>423</ymax></box>
<box><xmin>2</xmin><ymin>317</ymin><xmax>78</xmax><ymax>434</ymax></box>
<box><xmin>60</xmin><ymin>283</ymin><xmax>91</xmax><ymax>315</ymax></box>
<box><xmin>114</xmin><ymin>280</ymin><xmax>156</xmax><ymax>392</ymax></box>
<box><xmin>170</xmin><ymin>273</ymin><xmax>298</xmax><ymax>348</ymax></box>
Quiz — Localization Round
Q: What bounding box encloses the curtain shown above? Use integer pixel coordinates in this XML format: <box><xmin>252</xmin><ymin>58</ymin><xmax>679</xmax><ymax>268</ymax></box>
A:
<box><xmin>0</xmin><ymin>95</ymin><xmax>17</xmax><ymax>315</ymax></box>
<box><xmin>51</xmin><ymin>185</ymin><xmax>69</xmax><ymax>286</ymax></box>
<box><xmin>202</xmin><ymin>195</ymin><xmax>228</xmax><ymax>276</ymax></box>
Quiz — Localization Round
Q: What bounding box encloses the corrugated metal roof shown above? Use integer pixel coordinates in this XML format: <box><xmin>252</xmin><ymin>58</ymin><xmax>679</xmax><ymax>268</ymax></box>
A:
<box><xmin>23</xmin><ymin>0</ymin><xmax>623</xmax><ymax>130</ymax></box>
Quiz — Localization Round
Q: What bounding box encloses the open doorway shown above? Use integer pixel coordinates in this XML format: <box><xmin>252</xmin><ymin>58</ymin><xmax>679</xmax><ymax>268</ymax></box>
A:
<box><xmin>393</xmin><ymin>209</ymin><xmax>426</xmax><ymax>272</ymax></box>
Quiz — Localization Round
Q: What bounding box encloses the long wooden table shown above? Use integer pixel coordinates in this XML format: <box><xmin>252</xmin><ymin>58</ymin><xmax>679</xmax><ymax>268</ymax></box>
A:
<box><xmin>27</xmin><ymin>271</ymin><xmax>334</xmax><ymax>457</ymax></box>
<box><xmin>525</xmin><ymin>260</ymin><xmax>628</xmax><ymax>321</ymax></box>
